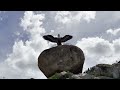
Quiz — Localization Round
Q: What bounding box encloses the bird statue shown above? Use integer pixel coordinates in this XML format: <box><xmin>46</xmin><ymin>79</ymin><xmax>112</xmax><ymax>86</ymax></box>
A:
<box><xmin>43</xmin><ymin>34</ymin><xmax>73</xmax><ymax>46</ymax></box>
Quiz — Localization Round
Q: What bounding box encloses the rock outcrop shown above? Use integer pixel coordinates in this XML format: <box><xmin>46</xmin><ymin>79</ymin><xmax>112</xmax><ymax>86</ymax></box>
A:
<box><xmin>86</xmin><ymin>63</ymin><xmax>120</xmax><ymax>79</ymax></box>
<box><xmin>38</xmin><ymin>45</ymin><xmax>85</xmax><ymax>78</ymax></box>
<box><xmin>49</xmin><ymin>62</ymin><xmax>120</xmax><ymax>79</ymax></box>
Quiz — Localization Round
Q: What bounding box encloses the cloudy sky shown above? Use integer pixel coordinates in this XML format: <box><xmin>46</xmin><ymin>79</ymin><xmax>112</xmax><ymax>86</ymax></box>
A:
<box><xmin>0</xmin><ymin>11</ymin><xmax>120</xmax><ymax>79</ymax></box>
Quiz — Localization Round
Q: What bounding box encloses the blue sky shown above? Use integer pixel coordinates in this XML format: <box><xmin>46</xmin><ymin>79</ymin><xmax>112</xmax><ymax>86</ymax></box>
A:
<box><xmin>1</xmin><ymin>11</ymin><xmax>120</xmax><ymax>79</ymax></box>
<box><xmin>0</xmin><ymin>11</ymin><xmax>24</xmax><ymax>61</ymax></box>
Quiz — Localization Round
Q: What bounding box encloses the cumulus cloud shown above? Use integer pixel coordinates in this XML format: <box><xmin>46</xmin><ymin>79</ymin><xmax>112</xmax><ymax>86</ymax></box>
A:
<box><xmin>0</xmin><ymin>11</ymin><xmax>53</xmax><ymax>79</ymax></box>
<box><xmin>106</xmin><ymin>28</ymin><xmax>120</xmax><ymax>36</ymax></box>
<box><xmin>14</xmin><ymin>31</ymin><xmax>20</xmax><ymax>36</ymax></box>
<box><xmin>76</xmin><ymin>37</ymin><xmax>113</xmax><ymax>56</ymax></box>
<box><xmin>113</xmin><ymin>38</ymin><xmax>120</xmax><ymax>54</ymax></box>
<box><xmin>55</xmin><ymin>11</ymin><xmax>71</xmax><ymax>24</ymax></box>
<box><xmin>52</xmin><ymin>11</ymin><xmax>97</xmax><ymax>44</ymax></box>
<box><xmin>76</xmin><ymin>37</ymin><xmax>120</xmax><ymax>72</ymax></box>
<box><xmin>1</xmin><ymin>11</ymin><xmax>120</xmax><ymax>78</ymax></box>
<box><xmin>0</xmin><ymin>11</ymin><xmax>97</xmax><ymax>79</ymax></box>
<box><xmin>55</xmin><ymin>11</ymin><xmax>96</xmax><ymax>24</ymax></box>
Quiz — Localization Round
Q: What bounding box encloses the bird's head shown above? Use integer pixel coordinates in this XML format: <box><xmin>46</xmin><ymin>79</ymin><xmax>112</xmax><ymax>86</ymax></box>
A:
<box><xmin>58</xmin><ymin>34</ymin><xmax>60</xmax><ymax>38</ymax></box>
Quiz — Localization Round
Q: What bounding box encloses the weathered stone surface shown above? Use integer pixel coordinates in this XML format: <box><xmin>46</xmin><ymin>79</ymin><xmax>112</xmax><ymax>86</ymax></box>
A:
<box><xmin>38</xmin><ymin>45</ymin><xmax>85</xmax><ymax>78</ymax></box>
<box><xmin>85</xmin><ymin>63</ymin><xmax>120</xmax><ymax>79</ymax></box>
<box><xmin>112</xmin><ymin>63</ymin><xmax>120</xmax><ymax>78</ymax></box>
<box><xmin>49</xmin><ymin>71</ymin><xmax>114</xmax><ymax>79</ymax></box>
<box><xmin>86</xmin><ymin>64</ymin><xmax>113</xmax><ymax>77</ymax></box>
<box><xmin>49</xmin><ymin>61</ymin><xmax>120</xmax><ymax>79</ymax></box>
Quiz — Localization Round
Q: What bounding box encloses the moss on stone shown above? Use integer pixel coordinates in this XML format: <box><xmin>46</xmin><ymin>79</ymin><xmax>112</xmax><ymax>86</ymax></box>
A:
<box><xmin>49</xmin><ymin>71</ymin><xmax>73</xmax><ymax>79</ymax></box>
<box><xmin>49</xmin><ymin>73</ymin><xmax>61</xmax><ymax>79</ymax></box>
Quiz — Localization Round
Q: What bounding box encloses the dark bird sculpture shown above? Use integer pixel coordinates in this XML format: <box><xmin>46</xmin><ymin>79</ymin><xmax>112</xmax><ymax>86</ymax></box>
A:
<box><xmin>43</xmin><ymin>34</ymin><xmax>73</xmax><ymax>46</ymax></box>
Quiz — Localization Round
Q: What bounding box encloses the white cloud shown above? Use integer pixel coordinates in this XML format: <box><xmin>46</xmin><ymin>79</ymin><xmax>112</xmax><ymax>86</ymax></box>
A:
<box><xmin>73</xmin><ymin>11</ymin><xmax>96</xmax><ymax>23</ymax></box>
<box><xmin>113</xmin><ymin>38</ymin><xmax>120</xmax><ymax>54</ymax></box>
<box><xmin>76</xmin><ymin>37</ymin><xmax>113</xmax><ymax>57</ymax></box>
<box><xmin>2</xmin><ymin>11</ymin><xmax>120</xmax><ymax>78</ymax></box>
<box><xmin>55</xmin><ymin>11</ymin><xmax>71</xmax><ymax>24</ymax></box>
<box><xmin>76</xmin><ymin>37</ymin><xmax>120</xmax><ymax>72</ymax></box>
<box><xmin>106</xmin><ymin>28</ymin><xmax>120</xmax><ymax>36</ymax></box>
<box><xmin>0</xmin><ymin>11</ymin><xmax>52</xmax><ymax>79</ymax></box>
<box><xmin>55</xmin><ymin>11</ymin><xmax>96</xmax><ymax>24</ymax></box>
<box><xmin>14</xmin><ymin>31</ymin><xmax>20</xmax><ymax>36</ymax></box>
<box><xmin>0</xmin><ymin>11</ymin><xmax>96</xmax><ymax>78</ymax></box>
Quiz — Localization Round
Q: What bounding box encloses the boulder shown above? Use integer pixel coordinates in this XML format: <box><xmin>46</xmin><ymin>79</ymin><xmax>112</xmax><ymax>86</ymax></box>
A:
<box><xmin>38</xmin><ymin>45</ymin><xmax>85</xmax><ymax>78</ymax></box>
<box><xmin>86</xmin><ymin>64</ymin><xmax>113</xmax><ymax>77</ymax></box>
<box><xmin>112</xmin><ymin>63</ymin><xmax>120</xmax><ymax>78</ymax></box>
<box><xmin>49</xmin><ymin>62</ymin><xmax>120</xmax><ymax>79</ymax></box>
<box><xmin>85</xmin><ymin>63</ymin><xmax>120</xmax><ymax>79</ymax></box>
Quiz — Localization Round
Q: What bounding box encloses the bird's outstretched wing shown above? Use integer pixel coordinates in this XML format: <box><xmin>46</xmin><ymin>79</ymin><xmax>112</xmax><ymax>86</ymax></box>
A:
<box><xmin>61</xmin><ymin>35</ymin><xmax>73</xmax><ymax>42</ymax></box>
<box><xmin>43</xmin><ymin>35</ymin><xmax>57</xmax><ymax>42</ymax></box>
